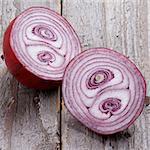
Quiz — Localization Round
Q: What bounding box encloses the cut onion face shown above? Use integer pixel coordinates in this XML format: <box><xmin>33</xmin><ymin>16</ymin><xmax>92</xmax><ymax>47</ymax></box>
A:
<box><xmin>62</xmin><ymin>48</ymin><xmax>146</xmax><ymax>135</ymax></box>
<box><xmin>3</xmin><ymin>7</ymin><xmax>81</xmax><ymax>89</ymax></box>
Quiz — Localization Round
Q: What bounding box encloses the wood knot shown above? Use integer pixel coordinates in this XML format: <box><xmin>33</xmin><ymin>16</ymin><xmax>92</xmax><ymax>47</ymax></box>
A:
<box><xmin>33</xmin><ymin>96</ymin><xmax>40</xmax><ymax>105</ymax></box>
<box><xmin>33</xmin><ymin>96</ymin><xmax>40</xmax><ymax>109</ymax></box>
<box><xmin>1</xmin><ymin>54</ymin><xmax>4</xmax><ymax>60</ymax></box>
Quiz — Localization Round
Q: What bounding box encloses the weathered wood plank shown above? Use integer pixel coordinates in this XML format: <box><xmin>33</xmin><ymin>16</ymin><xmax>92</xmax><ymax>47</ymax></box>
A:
<box><xmin>0</xmin><ymin>0</ymin><xmax>61</xmax><ymax>150</ymax></box>
<box><xmin>147</xmin><ymin>0</ymin><xmax>150</xmax><ymax>96</ymax></box>
<box><xmin>0</xmin><ymin>0</ymin><xmax>12</xmax><ymax>78</ymax></box>
<box><xmin>61</xmin><ymin>0</ymin><xmax>150</xmax><ymax>150</ymax></box>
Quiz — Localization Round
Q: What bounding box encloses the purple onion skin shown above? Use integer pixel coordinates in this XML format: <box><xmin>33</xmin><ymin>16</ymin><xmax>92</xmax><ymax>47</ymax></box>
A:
<box><xmin>3</xmin><ymin>7</ymin><xmax>81</xmax><ymax>89</ymax></box>
<box><xmin>62</xmin><ymin>48</ymin><xmax>146</xmax><ymax>135</ymax></box>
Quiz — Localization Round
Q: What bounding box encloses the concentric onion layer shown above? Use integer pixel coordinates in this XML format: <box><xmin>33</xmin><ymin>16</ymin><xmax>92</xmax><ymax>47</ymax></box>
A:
<box><xmin>62</xmin><ymin>48</ymin><xmax>146</xmax><ymax>135</ymax></box>
<box><xmin>10</xmin><ymin>7</ymin><xmax>81</xmax><ymax>80</ymax></box>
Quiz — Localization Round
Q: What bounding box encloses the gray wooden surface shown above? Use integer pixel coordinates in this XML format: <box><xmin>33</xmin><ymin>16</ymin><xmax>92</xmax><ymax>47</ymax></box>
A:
<box><xmin>0</xmin><ymin>0</ymin><xmax>150</xmax><ymax>150</ymax></box>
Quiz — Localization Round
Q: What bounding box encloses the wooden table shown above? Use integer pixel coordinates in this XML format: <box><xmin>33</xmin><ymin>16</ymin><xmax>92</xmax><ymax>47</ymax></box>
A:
<box><xmin>0</xmin><ymin>0</ymin><xmax>150</xmax><ymax>149</ymax></box>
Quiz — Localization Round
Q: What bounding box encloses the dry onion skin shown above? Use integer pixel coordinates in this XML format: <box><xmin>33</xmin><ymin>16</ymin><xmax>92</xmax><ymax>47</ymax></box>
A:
<box><xmin>3</xmin><ymin>7</ymin><xmax>81</xmax><ymax>89</ymax></box>
<box><xmin>62</xmin><ymin>48</ymin><xmax>146</xmax><ymax>135</ymax></box>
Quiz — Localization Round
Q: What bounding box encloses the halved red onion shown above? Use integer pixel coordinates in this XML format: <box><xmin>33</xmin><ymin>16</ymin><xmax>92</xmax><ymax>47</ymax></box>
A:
<box><xmin>62</xmin><ymin>48</ymin><xmax>146</xmax><ymax>135</ymax></box>
<box><xmin>3</xmin><ymin>7</ymin><xmax>81</xmax><ymax>89</ymax></box>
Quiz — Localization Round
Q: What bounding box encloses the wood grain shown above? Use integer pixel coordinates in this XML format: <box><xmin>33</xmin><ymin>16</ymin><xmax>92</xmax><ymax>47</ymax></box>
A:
<box><xmin>61</xmin><ymin>0</ymin><xmax>150</xmax><ymax>150</ymax></box>
<box><xmin>0</xmin><ymin>0</ymin><xmax>61</xmax><ymax>150</ymax></box>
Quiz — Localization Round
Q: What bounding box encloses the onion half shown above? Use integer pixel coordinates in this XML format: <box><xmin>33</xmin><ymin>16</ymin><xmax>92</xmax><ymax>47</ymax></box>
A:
<box><xmin>3</xmin><ymin>7</ymin><xmax>81</xmax><ymax>89</ymax></box>
<box><xmin>62</xmin><ymin>48</ymin><xmax>146</xmax><ymax>135</ymax></box>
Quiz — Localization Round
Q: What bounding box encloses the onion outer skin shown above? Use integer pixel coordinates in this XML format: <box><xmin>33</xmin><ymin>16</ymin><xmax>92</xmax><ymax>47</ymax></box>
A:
<box><xmin>62</xmin><ymin>48</ymin><xmax>146</xmax><ymax>135</ymax></box>
<box><xmin>3</xmin><ymin>7</ymin><xmax>81</xmax><ymax>89</ymax></box>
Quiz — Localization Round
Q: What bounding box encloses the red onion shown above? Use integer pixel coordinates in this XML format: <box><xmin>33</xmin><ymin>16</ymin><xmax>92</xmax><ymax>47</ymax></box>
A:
<box><xmin>62</xmin><ymin>48</ymin><xmax>146</xmax><ymax>135</ymax></box>
<box><xmin>3</xmin><ymin>7</ymin><xmax>81</xmax><ymax>89</ymax></box>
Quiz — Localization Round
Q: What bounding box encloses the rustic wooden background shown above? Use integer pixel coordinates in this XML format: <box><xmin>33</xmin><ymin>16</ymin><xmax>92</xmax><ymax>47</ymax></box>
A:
<box><xmin>0</xmin><ymin>0</ymin><xmax>150</xmax><ymax>150</ymax></box>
